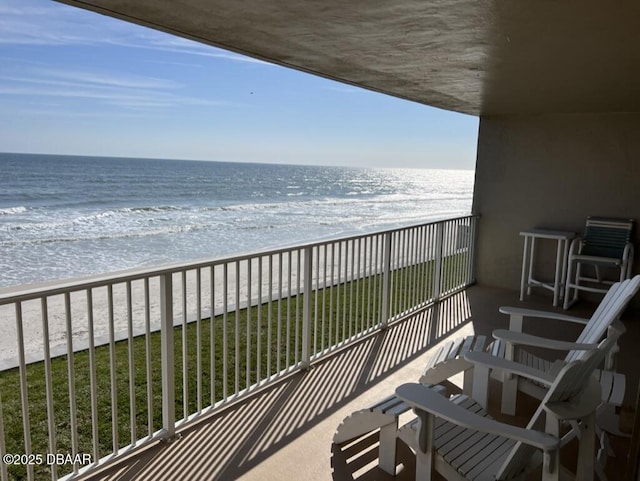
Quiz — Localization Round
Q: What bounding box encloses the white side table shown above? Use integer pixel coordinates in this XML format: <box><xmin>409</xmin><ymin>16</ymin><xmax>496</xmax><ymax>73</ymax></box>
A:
<box><xmin>520</xmin><ymin>229</ymin><xmax>575</xmax><ymax>306</ymax></box>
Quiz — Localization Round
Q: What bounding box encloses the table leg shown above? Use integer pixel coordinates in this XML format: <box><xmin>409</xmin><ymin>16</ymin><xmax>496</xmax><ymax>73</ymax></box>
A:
<box><xmin>520</xmin><ymin>236</ymin><xmax>529</xmax><ymax>301</ymax></box>
<box><xmin>560</xmin><ymin>239</ymin><xmax>569</xmax><ymax>301</ymax></box>
<box><xmin>553</xmin><ymin>238</ymin><xmax>563</xmax><ymax>306</ymax></box>
<box><xmin>527</xmin><ymin>237</ymin><xmax>536</xmax><ymax>295</ymax></box>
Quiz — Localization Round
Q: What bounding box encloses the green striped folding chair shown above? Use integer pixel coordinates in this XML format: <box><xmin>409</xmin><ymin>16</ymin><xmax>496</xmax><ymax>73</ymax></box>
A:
<box><xmin>564</xmin><ymin>216</ymin><xmax>634</xmax><ymax>309</ymax></box>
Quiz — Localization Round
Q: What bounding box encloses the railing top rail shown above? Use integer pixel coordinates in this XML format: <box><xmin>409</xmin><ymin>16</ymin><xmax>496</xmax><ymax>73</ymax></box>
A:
<box><xmin>0</xmin><ymin>214</ymin><xmax>478</xmax><ymax>304</ymax></box>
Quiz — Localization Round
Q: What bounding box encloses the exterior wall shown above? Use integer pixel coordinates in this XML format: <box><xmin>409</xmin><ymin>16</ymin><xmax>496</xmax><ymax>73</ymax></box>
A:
<box><xmin>472</xmin><ymin>113</ymin><xmax>640</xmax><ymax>294</ymax></box>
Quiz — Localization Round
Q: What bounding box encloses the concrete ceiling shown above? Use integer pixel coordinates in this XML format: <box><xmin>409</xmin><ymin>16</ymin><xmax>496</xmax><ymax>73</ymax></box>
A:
<box><xmin>57</xmin><ymin>0</ymin><xmax>640</xmax><ymax>116</ymax></box>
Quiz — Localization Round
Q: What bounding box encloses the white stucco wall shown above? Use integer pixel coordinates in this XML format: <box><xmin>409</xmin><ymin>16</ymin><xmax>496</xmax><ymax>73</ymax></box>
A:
<box><xmin>472</xmin><ymin>113</ymin><xmax>640</xmax><ymax>293</ymax></box>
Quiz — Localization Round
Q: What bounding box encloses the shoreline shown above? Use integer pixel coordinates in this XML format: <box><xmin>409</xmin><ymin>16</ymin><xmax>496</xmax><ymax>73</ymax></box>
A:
<box><xmin>0</xmin><ymin>256</ymin><xmax>301</xmax><ymax>370</ymax></box>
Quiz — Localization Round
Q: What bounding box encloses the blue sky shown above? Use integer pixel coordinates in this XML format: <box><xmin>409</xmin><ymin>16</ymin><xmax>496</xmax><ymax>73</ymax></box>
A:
<box><xmin>0</xmin><ymin>0</ymin><xmax>479</xmax><ymax>169</ymax></box>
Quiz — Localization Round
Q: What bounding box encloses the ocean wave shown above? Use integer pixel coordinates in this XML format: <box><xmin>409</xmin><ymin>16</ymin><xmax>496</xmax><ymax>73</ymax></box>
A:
<box><xmin>212</xmin><ymin>197</ymin><xmax>383</xmax><ymax>213</ymax></box>
<box><xmin>125</xmin><ymin>205</ymin><xmax>183</xmax><ymax>213</ymax></box>
<box><xmin>0</xmin><ymin>206</ymin><xmax>28</xmax><ymax>215</ymax></box>
<box><xmin>0</xmin><ymin>221</ymin><xmax>215</xmax><ymax>246</ymax></box>
<box><xmin>1</xmin><ymin>205</ymin><xmax>185</xmax><ymax>232</ymax></box>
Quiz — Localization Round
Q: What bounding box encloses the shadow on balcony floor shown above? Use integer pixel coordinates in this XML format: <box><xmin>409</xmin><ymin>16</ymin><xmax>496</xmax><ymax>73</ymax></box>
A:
<box><xmin>82</xmin><ymin>285</ymin><xmax>639</xmax><ymax>481</ymax></box>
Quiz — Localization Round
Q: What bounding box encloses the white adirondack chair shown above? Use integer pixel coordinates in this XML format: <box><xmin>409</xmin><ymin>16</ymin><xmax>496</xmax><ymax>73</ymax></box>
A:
<box><xmin>396</xmin><ymin>334</ymin><xmax>617</xmax><ymax>481</ymax></box>
<box><xmin>421</xmin><ymin>275</ymin><xmax>640</xmax><ymax>415</ymax></box>
<box><xmin>332</xmin><ymin>277</ymin><xmax>639</xmax><ymax>480</ymax></box>
<box><xmin>487</xmin><ymin>274</ymin><xmax>640</xmax><ymax>416</ymax></box>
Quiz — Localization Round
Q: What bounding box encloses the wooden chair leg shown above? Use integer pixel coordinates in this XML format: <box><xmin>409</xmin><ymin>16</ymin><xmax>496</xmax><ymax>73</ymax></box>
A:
<box><xmin>378</xmin><ymin>423</ymin><xmax>398</xmax><ymax>475</ymax></box>
<box><xmin>575</xmin><ymin>412</ymin><xmax>596</xmax><ymax>481</ymax></box>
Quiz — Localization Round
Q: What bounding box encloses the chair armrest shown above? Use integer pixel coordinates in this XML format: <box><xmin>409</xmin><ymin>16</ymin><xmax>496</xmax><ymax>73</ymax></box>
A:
<box><xmin>463</xmin><ymin>351</ymin><xmax>556</xmax><ymax>386</ymax></box>
<box><xmin>396</xmin><ymin>383</ymin><xmax>559</xmax><ymax>451</ymax></box>
<box><xmin>492</xmin><ymin>329</ymin><xmax>599</xmax><ymax>352</ymax></box>
<box><xmin>544</xmin><ymin>377</ymin><xmax>602</xmax><ymax>421</ymax></box>
<box><xmin>499</xmin><ymin>306</ymin><xmax>589</xmax><ymax>326</ymax></box>
<box><xmin>568</xmin><ymin>236</ymin><xmax>584</xmax><ymax>257</ymax></box>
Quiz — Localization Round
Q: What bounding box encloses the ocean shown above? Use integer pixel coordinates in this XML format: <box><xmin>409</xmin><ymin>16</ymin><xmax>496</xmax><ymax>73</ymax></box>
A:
<box><xmin>0</xmin><ymin>153</ymin><xmax>474</xmax><ymax>289</ymax></box>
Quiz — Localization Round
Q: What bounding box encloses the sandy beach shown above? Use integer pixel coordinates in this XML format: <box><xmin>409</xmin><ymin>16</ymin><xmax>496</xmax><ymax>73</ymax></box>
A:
<box><xmin>0</xmin><ymin>256</ymin><xmax>297</xmax><ymax>369</ymax></box>
<box><xmin>0</xmin><ymin>239</ymin><xmax>395</xmax><ymax>369</ymax></box>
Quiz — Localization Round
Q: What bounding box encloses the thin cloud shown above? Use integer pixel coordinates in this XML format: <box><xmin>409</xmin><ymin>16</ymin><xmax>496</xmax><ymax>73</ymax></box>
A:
<box><xmin>38</xmin><ymin>68</ymin><xmax>181</xmax><ymax>90</ymax></box>
<box><xmin>0</xmin><ymin>63</ymin><xmax>228</xmax><ymax>112</ymax></box>
<box><xmin>0</xmin><ymin>0</ymin><xmax>271</xmax><ymax>66</ymax></box>
<box><xmin>5</xmin><ymin>106</ymin><xmax>160</xmax><ymax>120</ymax></box>
<box><xmin>105</xmin><ymin>35</ymin><xmax>271</xmax><ymax>65</ymax></box>
<box><xmin>0</xmin><ymin>84</ymin><xmax>227</xmax><ymax>110</ymax></box>
<box><xmin>0</xmin><ymin>1</ymin><xmax>115</xmax><ymax>46</ymax></box>
<box><xmin>144</xmin><ymin>59</ymin><xmax>204</xmax><ymax>68</ymax></box>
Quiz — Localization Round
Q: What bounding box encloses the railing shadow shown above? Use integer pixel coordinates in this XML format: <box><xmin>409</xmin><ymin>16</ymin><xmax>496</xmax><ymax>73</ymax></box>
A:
<box><xmin>86</xmin><ymin>290</ymin><xmax>473</xmax><ymax>481</ymax></box>
<box><xmin>327</xmin><ymin>286</ymin><xmax>640</xmax><ymax>481</ymax></box>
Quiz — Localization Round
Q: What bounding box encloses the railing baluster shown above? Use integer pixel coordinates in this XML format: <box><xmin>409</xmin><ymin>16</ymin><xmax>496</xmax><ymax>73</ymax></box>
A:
<box><xmin>222</xmin><ymin>264</ymin><xmax>228</xmax><ymax>401</ymax></box>
<box><xmin>451</xmin><ymin>219</ymin><xmax>459</xmax><ymax>289</ymax></box>
<box><xmin>394</xmin><ymin>229</ymin><xmax>408</xmax><ymax>317</ymax></box>
<box><xmin>408</xmin><ymin>227</ymin><xmax>414</xmax><ymax>311</ymax></box>
<box><xmin>392</xmin><ymin>231</ymin><xmax>399</xmax><ymax>316</ymax></box>
<box><xmin>401</xmin><ymin>229</ymin><xmax>407</xmax><ymax>314</ymax></box>
<box><xmin>210</xmin><ymin>266</ymin><xmax>216</xmax><ymax>405</ymax></box>
<box><xmin>286</xmin><ymin>251</ymin><xmax>291</xmax><ymax>368</ymax></box>
<box><xmin>160</xmin><ymin>272</ymin><xmax>175</xmax><ymax>437</ymax></box>
<box><xmin>313</xmin><ymin>245</ymin><xmax>320</xmax><ymax>356</ymax></box>
<box><xmin>349</xmin><ymin>239</ymin><xmax>355</xmax><ymax>339</ymax></box>
<box><xmin>107</xmin><ymin>285</ymin><xmax>118</xmax><ymax>454</ymax></box>
<box><xmin>321</xmin><ymin>244</ymin><xmax>327</xmax><ymax>352</ymax></box>
<box><xmin>126</xmin><ymin>281</ymin><xmax>136</xmax><ymax>446</ymax></box>
<box><xmin>372</xmin><ymin>235</ymin><xmax>378</xmax><ymax>325</ymax></box>
<box><xmin>15</xmin><ymin>302</ymin><xmax>33</xmax><ymax>481</ymax></box>
<box><xmin>434</xmin><ymin>221</ymin><xmax>444</xmax><ymax>301</ymax></box>
<box><xmin>329</xmin><ymin>243</ymin><xmax>335</xmax><ymax>346</ymax></box>
<box><xmin>246</xmin><ymin>260</ymin><xmax>252</xmax><ymax>390</ymax></box>
<box><xmin>197</xmin><ymin>268</ymin><xmax>202</xmax><ymax>413</ymax></box>
<box><xmin>381</xmin><ymin>232</ymin><xmax>392</xmax><ymax>328</ymax></box>
<box><xmin>295</xmin><ymin>249</ymin><xmax>301</xmax><ymax>364</ymax></box>
<box><xmin>365</xmin><ymin>236</ymin><xmax>371</xmax><ymax>330</ymax></box>
<box><xmin>470</xmin><ymin>216</ymin><xmax>478</xmax><ymax>283</ymax></box>
<box><xmin>144</xmin><ymin>278</ymin><xmax>153</xmax><ymax>438</ymax></box>
<box><xmin>375</xmin><ymin>235</ymin><xmax>380</xmax><ymax>324</ymax></box>
<box><xmin>445</xmin><ymin>221</ymin><xmax>453</xmax><ymax>294</ymax></box>
<box><xmin>40</xmin><ymin>297</ymin><xmax>57</xmax><ymax>481</ymax></box>
<box><xmin>277</xmin><ymin>253</ymin><xmax>283</xmax><ymax>374</ymax></box>
<box><xmin>355</xmin><ymin>238</ymin><xmax>361</xmax><ymax>334</ymax></box>
<box><xmin>235</xmin><ymin>261</ymin><xmax>240</xmax><ymax>396</ymax></box>
<box><xmin>403</xmin><ymin>228</ymin><xmax>410</xmax><ymax>312</ymax></box>
<box><xmin>257</xmin><ymin>258</ymin><xmax>263</xmax><ymax>382</ymax></box>
<box><xmin>302</xmin><ymin>246</ymin><xmax>313</xmax><ymax>368</ymax></box>
<box><xmin>341</xmin><ymin>241</ymin><xmax>347</xmax><ymax>342</ymax></box>
<box><xmin>422</xmin><ymin>225</ymin><xmax>430</xmax><ymax>301</ymax></box>
<box><xmin>463</xmin><ymin>218</ymin><xmax>471</xmax><ymax>284</ymax></box>
<box><xmin>267</xmin><ymin>256</ymin><xmax>273</xmax><ymax>378</ymax></box>
<box><xmin>181</xmin><ymin>271</ymin><xmax>188</xmax><ymax>419</ymax></box>
<box><xmin>412</xmin><ymin>226</ymin><xmax>419</xmax><ymax>309</ymax></box>
<box><xmin>416</xmin><ymin>226</ymin><xmax>424</xmax><ymax>307</ymax></box>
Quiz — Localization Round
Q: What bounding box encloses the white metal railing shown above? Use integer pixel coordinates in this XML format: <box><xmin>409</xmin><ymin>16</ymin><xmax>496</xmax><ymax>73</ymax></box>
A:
<box><xmin>0</xmin><ymin>215</ymin><xmax>478</xmax><ymax>481</ymax></box>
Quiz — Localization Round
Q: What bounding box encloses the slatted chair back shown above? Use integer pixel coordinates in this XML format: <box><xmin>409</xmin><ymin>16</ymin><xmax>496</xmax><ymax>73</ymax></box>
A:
<box><xmin>497</xmin><ymin>333</ymin><xmax>620</xmax><ymax>480</ymax></box>
<box><xmin>581</xmin><ymin>216</ymin><xmax>634</xmax><ymax>259</ymax></box>
<box><xmin>566</xmin><ymin>275</ymin><xmax>640</xmax><ymax>363</ymax></box>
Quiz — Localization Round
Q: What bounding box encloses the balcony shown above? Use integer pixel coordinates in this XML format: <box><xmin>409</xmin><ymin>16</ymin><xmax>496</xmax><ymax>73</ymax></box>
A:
<box><xmin>1</xmin><ymin>214</ymin><xmax>637</xmax><ymax>481</ymax></box>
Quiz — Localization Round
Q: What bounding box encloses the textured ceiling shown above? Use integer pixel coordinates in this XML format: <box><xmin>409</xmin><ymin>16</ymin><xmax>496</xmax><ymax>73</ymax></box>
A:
<box><xmin>57</xmin><ymin>0</ymin><xmax>640</xmax><ymax>116</ymax></box>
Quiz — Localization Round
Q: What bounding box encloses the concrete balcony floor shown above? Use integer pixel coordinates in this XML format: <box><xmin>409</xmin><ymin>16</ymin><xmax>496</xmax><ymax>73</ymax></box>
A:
<box><xmin>81</xmin><ymin>285</ymin><xmax>640</xmax><ymax>481</ymax></box>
